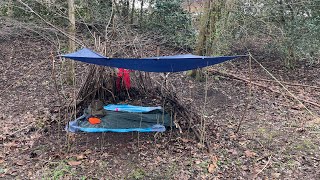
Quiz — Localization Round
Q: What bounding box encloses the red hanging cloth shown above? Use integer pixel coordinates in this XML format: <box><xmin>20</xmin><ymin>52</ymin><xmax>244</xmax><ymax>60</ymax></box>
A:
<box><xmin>116</xmin><ymin>68</ymin><xmax>132</xmax><ymax>91</ymax></box>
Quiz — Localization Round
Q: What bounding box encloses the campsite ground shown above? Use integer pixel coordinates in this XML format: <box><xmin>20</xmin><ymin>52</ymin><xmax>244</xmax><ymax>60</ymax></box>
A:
<box><xmin>1</xmin><ymin>27</ymin><xmax>320</xmax><ymax>179</ymax></box>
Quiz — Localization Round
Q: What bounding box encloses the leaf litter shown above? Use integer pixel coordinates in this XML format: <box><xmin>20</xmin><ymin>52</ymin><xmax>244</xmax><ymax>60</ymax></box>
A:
<box><xmin>0</xmin><ymin>28</ymin><xmax>319</xmax><ymax>179</ymax></box>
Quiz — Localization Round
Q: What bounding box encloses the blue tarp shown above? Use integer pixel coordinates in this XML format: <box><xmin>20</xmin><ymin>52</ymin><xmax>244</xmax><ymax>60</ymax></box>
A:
<box><xmin>61</xmin><ymin>48</ymin><xmax>246</xmax><ymax>72</ymax></box>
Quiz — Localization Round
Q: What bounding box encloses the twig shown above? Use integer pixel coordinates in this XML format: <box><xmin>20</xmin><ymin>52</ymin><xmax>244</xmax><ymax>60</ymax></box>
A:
<box><xmin>51</xmin><ymin>52</ymin><xmax>65</xmax><ymax>104</ymax></box>
<box><xmin>191</xmin><ymin>126</ymin><xmax>212</xmax><ymax>154</ymax></box>
<box><xmin>235</xmin><ymin>53</ymin><xmax>253</xmax><ymax>133</ymax></box>
<box><xmin>174</xmin><ymin>107</ymin><xmax>211</xmax><ymax>153</ymax></box>
<box><xmin>3</xmin><ymin>122</ymin><xmax>36</xmax><ymax>138</ymax></box>
<box><xmin>253</xmin><ymin>78</ymin><xmax>320</xmax><ymax>89</ymax></box>
<box><xmin>250</xmin><ymin>54</ymin><xmax>319</xmax><ymax>121</ymax></box>
<box><xmin>174</xmin><ymin>121</ymin><xmax>183</xmax><ymax>133</ymax></box>
<box><xmin>17</xmin><ymin>0</ymin><xmax>85</xmax><ymax>47</ymax></box>
<box><xmin>254</xmin><ymin>155</ymin><xmax>272</xmax><ymax>177</ymax></box>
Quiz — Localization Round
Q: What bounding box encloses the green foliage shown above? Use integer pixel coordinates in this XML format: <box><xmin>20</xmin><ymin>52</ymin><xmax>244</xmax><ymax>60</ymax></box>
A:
<box><xmin>259</xmin><ymin>0</ymin><xmax>320</xmax><ymax>66</ymax></box>
<box><xmin>200</xmin><ymin>0</ymin><xmax>320</xmax><ymax>66</ymax></box>
<box><xmin>43</xmin><ymin>161</ymin><xmax>74</xmax><ymax>180</ymax></box>
<box><xmin>75</xmin><ymin>0</ymin><xmax>112</xmax><ymax>24</ymax></box>
<box><xmin>1</xmin><ymin>0</ymin><xmax>112</xmax><ymax>31</ymax></box>
<box><xmin>128</xmin><ymin>168</ymin><xmax>146</xmax><ymax>180</ymax></box>
<box><xmin>0</xmin><ymin>2</ymin><xmax>9</xmax><ymax>16</ymax></box>
<box><xmin>2</xmin><ymin>0</ymin><xmax>193</xmax><ymax>48</ymax></box>
<box><xmin>145</xmin><ymin>0</ymin><xmax>195</xmax><ymax>48</ymax></box>
<box><xmin>1</xmin><ymin>0</ymin><xmax>69</xmax><ymax>26</ymax></box>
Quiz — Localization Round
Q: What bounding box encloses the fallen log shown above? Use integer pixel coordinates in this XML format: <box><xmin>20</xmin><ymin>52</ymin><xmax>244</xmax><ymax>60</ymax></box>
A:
<box><xmin>210</xmin><ymin>70</ymin><xmax>320</xmax><ymax>109</ymax></box>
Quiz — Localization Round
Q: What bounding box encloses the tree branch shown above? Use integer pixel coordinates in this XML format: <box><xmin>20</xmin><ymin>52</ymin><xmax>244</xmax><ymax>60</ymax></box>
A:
<box><xmin>17</xmin><ymin>0</ymin><xmax>85</xmax><ymax>47</ymax></box>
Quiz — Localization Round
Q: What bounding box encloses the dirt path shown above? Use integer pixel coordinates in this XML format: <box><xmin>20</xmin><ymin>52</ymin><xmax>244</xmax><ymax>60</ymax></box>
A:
<box><xmin>0</xmin><ymin>31</ymin><xmax>320</xmax><ymax>179</ymax></box>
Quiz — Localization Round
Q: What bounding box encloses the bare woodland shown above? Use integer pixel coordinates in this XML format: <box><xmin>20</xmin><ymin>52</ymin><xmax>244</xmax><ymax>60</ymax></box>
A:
<box><xmin>0</xmin><ymin>0</ymin><xmax>319</xmax><ymax>179</ymax></box>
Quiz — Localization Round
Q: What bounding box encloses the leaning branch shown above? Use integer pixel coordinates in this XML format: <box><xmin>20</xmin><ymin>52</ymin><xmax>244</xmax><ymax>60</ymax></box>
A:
<box><xmin>17</xmin><ymin>0</ymin><xmax>85</xmax><ymax>47</ymax></box>
<box><xmin>210</xmin><ymin>70</ymin><xmax>320</xmax><ymax>109</ymax></box>
<box><xmin>253</xmin><ymin>78</ymin><xmax>320</xmax><ymax>89</ymax></box>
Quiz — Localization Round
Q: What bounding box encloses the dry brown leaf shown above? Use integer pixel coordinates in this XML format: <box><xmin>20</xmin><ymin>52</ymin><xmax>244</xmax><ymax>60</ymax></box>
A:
<box><xmin>16</xmin><ymin>160</ymin><xmax>25</xmax><ymax>166</ymax></box>
<box><xmin>211</xmin><ymin>155</ymin><xmax>218</xmax><ymax>163</ymax></box>
<box><xmin>195</xmin><ymin>160</ymin><xmax>201</xmax><ymax>165</ymax></box>
<box><xmin>102</xmin><ymin>153</ymin><xmax>111</xmax><ymax>158</ymax></box>
<box><xmin>4</xmin><ymin>142</ymin><xmax>18</xmax><ymax>148</ymax></box>
<box><xmin>229</xmin><ymin>133</ymin><xmax>237</xmax><ymax>140</ymax></box>
<box><xmin>241</xmin><ymin>165</ymin><xmax>248</xmax><ymax>171</ymax></box>
<box><xmin>180</xmin><ymin>138</ymin><xmax>189</xmax><ymax>143</ymax></box>
<box><xmin>307</xmin><ymin>118</ymin><xmax>320</xmax><ymax>126</ymax></box>
<box><xmin>272</xmin><ymin>173</ymin><xmax>281</xmax><ymax>178</ymax></box>
<box><xmin>155</xmin><ymin>156</ymin><xmax>163</xmax><ymax>163</ymax></box>
<box><xmin>84</xmin><ymin>149</ymin><xmax>92</xmax><ymax>155</ymax></box>
<box><xmin>76</xmin><ymin>154</ymin><xmax>86</xmax><ymax>160</ymax></box>
<box><xmin>197</xmin><ymin>143</ymin><xmax>205</xmax><ymax>148</ymax></box>
<box><xmin>239</xmin><ymin>141</ymin><xmax>246</xmax><ymax>147</ymax></box>
<box><xmin>228</xmin><ymin>149</ymin><xmax>238</xmax><ymax>155</ymax></box>
<box><xmin>67</xmin><ymin>160</ymin><xmax>82</xmax><ymax>166</ymax></box>
<box><xmin>291</xmin><ymin>104</ymin><xmax>304</xmax><ymax>110</ymax></box>
<box><xmin>89</xmin><ymin>160</ymin><xmax>95</xmax><ymax>164</ymax></box>
<box><xmin>208</xmin><ymin>163</ymin><xmax>217</xmax><ymax>173</ymax></box>
<box><xmin>244</xmin><ymin>150</ymin><xmax>257</xmax><ymax>158</ymax></box>
<box><xmin>208</xmin><ymin>155</ymin><xmax>218</xmax><ymax>173</ymax></box>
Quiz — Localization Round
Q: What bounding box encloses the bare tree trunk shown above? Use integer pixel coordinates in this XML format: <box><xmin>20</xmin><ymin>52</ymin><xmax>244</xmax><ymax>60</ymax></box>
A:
<box><xmin>113</xmin><ymin>0</ymin><xmax>120</xmax><ymax>15</ymax></box>
<box><xmin>66</xmin><ymin>0</ymin><xmax>76</xmax><ymax>83</ymax></box>
<box><xmin>188</xmin><ymin>0</ymin><xmax>226</xmax><ymax>80</ymax></box>
<box><xmin>68</xmin><ymin>0</ymin><xmax>76</xmax><ymax>52</ymax></box>
<box><xmin>139</xmin><ymin>0</ymin><xmax>144</xmax><ymax>26</ymax></box>
<box><xmin>8</xmin><ymin>0</ymin><xmax>13</xmax><ymax>17</ymax></box>
<box><xmin>188</xmin><ymin>0</ymin><xmax>212</xmax><ymax>79</ymax></box>
<box><xmin>122</xmin><ymin>0</ymin><xmax>129</xmax><ymax>21</ymax></box>
<box><xmin>130</xmin><ymin>0</ymin><xmax>135</xmax><ymax>24</ymax></box>
<box><xmin>187</xmin><ymin>0</ymin><xmax>191</xmax><ymax>13</ymax></box>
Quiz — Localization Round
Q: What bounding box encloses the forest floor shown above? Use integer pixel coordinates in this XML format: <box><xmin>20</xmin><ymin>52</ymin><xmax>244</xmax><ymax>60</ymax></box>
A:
<box><xmin>1</xmin><ymin>25</ymin><xmax>320</xmax><ymax>179</ymax></box>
